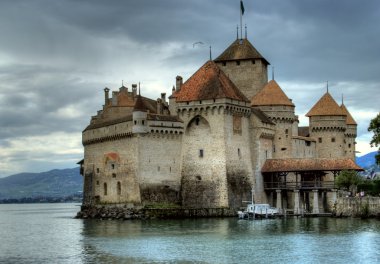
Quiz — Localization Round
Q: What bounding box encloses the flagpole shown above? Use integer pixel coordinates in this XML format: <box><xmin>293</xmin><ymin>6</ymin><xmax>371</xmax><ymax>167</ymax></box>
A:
<box><xmin>240</xmin><ymin>1</ymin><xmax>243</xmax><ymax>39</ymax></box>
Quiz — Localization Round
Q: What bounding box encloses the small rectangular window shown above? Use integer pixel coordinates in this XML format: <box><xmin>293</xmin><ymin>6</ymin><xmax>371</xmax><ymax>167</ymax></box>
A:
<box><xmin>236</xmin><ymin>61</ymin><xmax>240</xmax><ymax>66</ymax></box>
<box><xmin>331</xmin><ymin>137</ymin><xmax>335</xmax><ymax>142</ymax></box>
<box><xmin>199</xmin><ymin>149</ymin><xmax>204</xmax><ymax>157</ymax></box>
<box><xmin>318</xmin><ymin>138</ymin><xmax>322</xmax><ymax>143</ymax></box>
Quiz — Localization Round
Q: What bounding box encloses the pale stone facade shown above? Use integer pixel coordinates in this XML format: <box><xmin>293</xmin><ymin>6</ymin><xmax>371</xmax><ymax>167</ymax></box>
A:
<box><xmin>80</xmin><ymin>36</ymin><xmax>360</xmax><ymax>214</ymax></box>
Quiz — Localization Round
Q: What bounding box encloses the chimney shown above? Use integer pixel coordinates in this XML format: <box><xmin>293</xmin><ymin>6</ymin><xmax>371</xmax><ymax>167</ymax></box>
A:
<box><xmin>132</xmin><ymin>84</ymin><xmax>137</xmax><ymax>97</ymax></box>
<box><xmin>157</xmin><ymin>98</ymin><xmax>162</xmax><ymax>114</ymax></box>
<box><xmin>161</xmin><ymin>93</ymin><xmax>166</xmax><ymax>102</ymax></box>
<box><xmin>176</xmin><ymin>76</ymin><xmax>183</xmax><ymax>92</ymax></box>
<box><xmin>104</xmin><ymin>87</ymin><xmax>110</xmax><ymax>105</ymax></box>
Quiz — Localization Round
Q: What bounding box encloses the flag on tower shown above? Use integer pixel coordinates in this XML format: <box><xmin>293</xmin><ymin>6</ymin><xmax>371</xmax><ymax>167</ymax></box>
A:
<box><xmin>240</xmin><ymin>0</ymin><xmax>245</xmax><ymax>15</ymax></box>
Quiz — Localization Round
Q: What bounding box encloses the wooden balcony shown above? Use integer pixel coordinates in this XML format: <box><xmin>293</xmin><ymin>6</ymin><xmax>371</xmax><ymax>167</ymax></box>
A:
<box><xmin>264</xmin><ymin>181</ymin><xmax>336</xmax><ymax>191</ymax></box>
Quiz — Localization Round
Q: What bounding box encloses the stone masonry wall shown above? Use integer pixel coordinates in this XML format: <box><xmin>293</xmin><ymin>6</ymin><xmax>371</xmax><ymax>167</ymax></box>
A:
<box><xmin>225</xmin><ymin>113</ymin><xmax>254</xmax><ymax>209</ymax></box>
<box><xmin>83</xmin><ymin>135</ymin><xmax>141</xmax><ymax>205</ymax></box>
<box><xmin>216</xmin><ymin>59</ymin><xmax>268</xmax><ymax>100</ymax></box>
<box><xmin>180</xmin><ymin>113</ymin><xmax>229</xmax><ymax>208</ymax></box>
<box><xmin>335</xmin><ymin>197</ymin><xmax>380</xmax><ymax>217</ymax></box>
<box><xmin>137</xmin><ymin>133</ymin><xmax>182</xmax><ymax>205</ymax></box>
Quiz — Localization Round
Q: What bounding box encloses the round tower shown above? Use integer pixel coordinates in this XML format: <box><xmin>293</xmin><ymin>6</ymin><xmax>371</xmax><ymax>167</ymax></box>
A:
<box><xmin>306</xmin><ymin>92</ymin><xmax>347</xmax><ymax>158</ymax></box>
<box><xmin>251</xmin><ymin>80</ymin><xmax>296</xmax><ymax>158</ymax></box>
<box><xmin>214</xmin><ymin>38</ymin><xmax>269</xmax><ymax>100</ymax></box>
<box><xmin>132</xmin><ymin>94</ymin><xmax>148</xmax><ymax>134</ymax></box>
<box><xmin>341</xmin><ymin>103</ymin><xmax>357</xmax><ymax>160</ymax></box>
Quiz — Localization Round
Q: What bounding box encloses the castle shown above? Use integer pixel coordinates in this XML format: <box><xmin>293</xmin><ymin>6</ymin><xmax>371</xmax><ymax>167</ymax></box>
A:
<box><xmin>80</xmin><ymin>34</ymin><xmax>362</xmax><ymax>214</ymax></box>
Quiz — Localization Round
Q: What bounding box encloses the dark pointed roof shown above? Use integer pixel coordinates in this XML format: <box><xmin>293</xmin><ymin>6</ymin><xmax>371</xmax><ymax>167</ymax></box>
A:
<box><xmin>214</xmin><ymin>39</ymin><xmax>269</xmax><ymax>65</ymax></box>
<box><xmin>306</xmin><ymin>92</ymin><xmax>345</xmax><ymax>117</ymax></box>
<box><xmin>133</xmin><ymin>94</ymin><xmax>148</xmax><ymax>112</ymax></box>
<box><xmin>251</xmin><ymin>80</ymin><xmax>294</xmax><ymax>106</ymax></box>
<box><xmin>175</xmin><ymin>60</ymin><xmax>249</xmax><ymax>102</ymax></box>
<box><xmin>341</xmin><ymin>104</ymin><xmax>357</xmax><ymax>125</ymax></box>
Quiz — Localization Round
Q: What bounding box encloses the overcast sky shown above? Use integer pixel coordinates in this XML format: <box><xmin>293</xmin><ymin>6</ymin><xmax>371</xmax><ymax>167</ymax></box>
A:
<box><xmin>0</xmin><ymin>0</ymin><xmax>379</xmax><ymax>177</ymax></box>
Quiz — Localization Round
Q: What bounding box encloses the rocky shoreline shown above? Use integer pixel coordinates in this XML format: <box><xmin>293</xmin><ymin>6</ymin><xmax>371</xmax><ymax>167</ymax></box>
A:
<box><xmin>76</xmin><ymin>205</ymin><xmax>236</xmax><ymax>220</ymax></box>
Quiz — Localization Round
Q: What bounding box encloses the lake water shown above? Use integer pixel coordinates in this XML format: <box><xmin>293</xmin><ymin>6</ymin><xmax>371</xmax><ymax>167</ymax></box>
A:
<box><xmin>1</xmin><ymin>204</ymin><xmax>380</xmax><ymax>264</ymax></box>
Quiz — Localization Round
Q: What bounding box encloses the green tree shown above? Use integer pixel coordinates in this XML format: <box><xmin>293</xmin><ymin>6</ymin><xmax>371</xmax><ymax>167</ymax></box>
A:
<box><xmin>368</xmin><ymin>112</ymin><xmax>380</xmax><ymax>165</ymax></box>
<box><xmin>336</xmin><ymin>170</ymin><xmax>362</xmax><ymax>191</ymax></box>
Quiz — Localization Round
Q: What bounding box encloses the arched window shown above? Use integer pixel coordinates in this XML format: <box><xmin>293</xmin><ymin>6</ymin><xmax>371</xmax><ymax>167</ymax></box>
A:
<box><xmin>104</xmin><ymin>183</ymin><xmax>107</xmax><ymax>196</ymax></box>
<box><xmin>117</xmin><ymin>182</ymin><xmax>121</xmax><ymax>195</ymax></box>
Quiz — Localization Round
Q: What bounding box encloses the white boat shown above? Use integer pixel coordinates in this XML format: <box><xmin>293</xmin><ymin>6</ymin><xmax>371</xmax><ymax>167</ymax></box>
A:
<box><xmin>238</xmin><ymin>203</ymin><xmax>279</xmax><ymax>219</ymax></box>
<box><xmin>238</xmin><ymin>188</ymin><xmax>279</xmax><ymax>219</ymax></box>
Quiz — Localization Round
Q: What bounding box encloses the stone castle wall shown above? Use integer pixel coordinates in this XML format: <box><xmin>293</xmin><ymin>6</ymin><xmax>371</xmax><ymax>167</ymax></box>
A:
<box><xmin>137</xmin><ymin>133</ymin><xmax>182</xmax><ymax>205</ymax></box>
<box><xmin>292</xmin><ymin>137</ymin><xmax>316</xmax><ymax>158</ymax></box>
<box><xmin>83</xmin><ymin>135</ymin><xmax>141</xmax><ymax>205</ymax></box>
<box><xmin>309</xmin><ymin>115</ymin><xmax>347</xmax><ymax>158</ymax></box>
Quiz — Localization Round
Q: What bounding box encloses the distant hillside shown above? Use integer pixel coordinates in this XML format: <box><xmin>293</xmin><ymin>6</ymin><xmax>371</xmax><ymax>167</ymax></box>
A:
<box><xmin>0</xmin><ymin>168</ymin><xmax>83</xmax><ymax>199</ymax></box>
<box><xmin>356</xmin><ymin>151</ymin><xmax>378</xmax><ymax>169</ymax></box>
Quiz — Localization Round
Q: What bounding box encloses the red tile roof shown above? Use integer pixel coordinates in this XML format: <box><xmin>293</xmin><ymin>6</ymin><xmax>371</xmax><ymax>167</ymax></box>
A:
<box><xmin>251</xmin><ymin>80</ymin><xmax>294</xmax><ymax>106</ymax></box>
<box><xmin>340</xmin><ymin>103</ymin><xmax>357</xmax><ymax>125</ymax></box>
<box><xmin>214</xmin><ymin>39</ymin><xmax>269</xmax><ymax>65</ymax></box>
<box><xmin>261</xmin><ymin>158</ymin><xmax>363</xmax><ymax>173</ymax></box>
<box><xmin>175</xmin><ymin>60</ymin><xmax>249</xmax><ymax>102</ymax></box>
<box><xmin>306</xmin><ymin>92</ymin><xmax>345</xmax><ymax>117</ymax></box>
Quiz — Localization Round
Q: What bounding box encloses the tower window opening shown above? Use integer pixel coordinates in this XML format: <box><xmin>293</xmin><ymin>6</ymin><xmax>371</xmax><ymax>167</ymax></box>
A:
<box><xmin>104</xmin><ymin>183</ymin><xmax>107</xmax><ymax>196</ymax></box>
<box><xmin>331</xmin><ymin>137</ymin><xmax>335</xmax><ymax>142</ymax></box>
<box><xmin>251</xmin><ymin>60</ymin><xmax>255</xmax><ymax>64</ymax></box>
<box><xmin>285</xmin><ymin>129</ymin><xmax>288</xmax><ymax>134</ymax></box>
<box><xmin>236</xmin><ymin>61</ymin><xmax>240</xmax><ymax>66</ymax></box>
<box><xmin>96</xmin><ymin>168</ymin><xmax>99</xmax><ymax>173</ymax></box>
<box><xmin>134</xmin><ymin>120</ymin><xmax>137</xmax><ymax>125</ymax></box>
<box><xmin>318</xmin><ymin>138</ymin><xmax>322</xmax><ymax>143</ymax></box>
<box><xmin>112</xmin><ymin>173</ymin><xmax>116</xmax><ymax>178</ymax></box>
<box><xmin>238</xmin><ymin>148</ymin><xmax>241</xmax><ymax>157</ymax></box>
<box><xmin>111</xmin><ymin>164</ymin><xmax>115</xmax><ymax>170</ymax></box>
<box><xmin>199</xmin><ymin>149</ymin><xmax>204</xmax><ymax>157</ymax></box>
<box><xmin>222</xmin><ymin>62</ymin><xmax>226</xmax><ymax>66</ymax></box>
<box><xmin>195</xmin><ymin>117</ymin><xmax>200</xmax><ymax>126</ymax></box>
<box><xmin>117</xmin><ymin>182</ymin><xmax>121</xmax><ymax>195</ymax></box>
<box><xmin>348</xmin><ymin>143</ymin><xmax>351</xmax><ymax>148</ymax></box>
<box><xmin>142</xmin><ymin>120</ymin><xmax>145</xmax><ymax>125</ymax></box>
